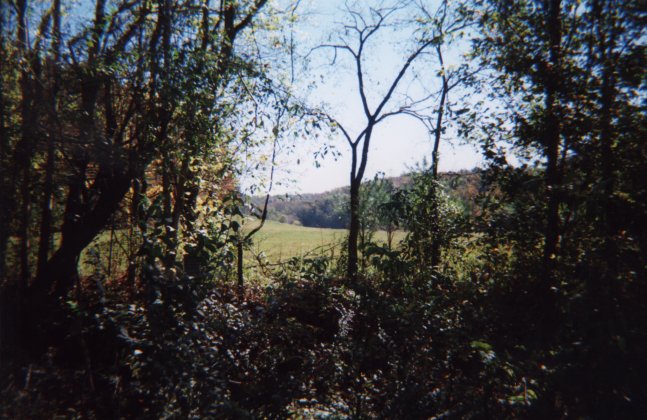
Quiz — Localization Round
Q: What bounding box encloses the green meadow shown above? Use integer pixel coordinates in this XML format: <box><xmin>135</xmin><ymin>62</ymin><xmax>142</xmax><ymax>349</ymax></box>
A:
<box><xmin>246</xmin><ymin>220</ymin><xmax>346</xmax><ymax>261</ymax></box>
<box><xmin>245</xmin><ymin>220</ymin><xmax>405</xmax><ymax>262</ymax></box>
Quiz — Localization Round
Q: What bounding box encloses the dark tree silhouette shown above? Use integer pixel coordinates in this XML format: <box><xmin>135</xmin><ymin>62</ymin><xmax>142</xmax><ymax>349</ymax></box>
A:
<box><xmin>313</xmin><ymin>2</ymin><xmax>463</xmax><ymax>279</ymax></box>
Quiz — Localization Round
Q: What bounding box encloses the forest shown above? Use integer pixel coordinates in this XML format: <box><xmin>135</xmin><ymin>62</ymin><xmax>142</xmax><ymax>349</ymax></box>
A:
<box><xmin>0</xmin><ymin>0</ymin><xmax>645</xmax><ymax>418</ymax></box>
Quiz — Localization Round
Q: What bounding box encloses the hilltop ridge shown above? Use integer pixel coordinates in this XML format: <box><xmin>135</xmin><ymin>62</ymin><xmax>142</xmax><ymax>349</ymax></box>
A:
<box><xmin>251</xmin><ymin>169</ymin><xmax>483</xmax><ymax>228</ymax></box>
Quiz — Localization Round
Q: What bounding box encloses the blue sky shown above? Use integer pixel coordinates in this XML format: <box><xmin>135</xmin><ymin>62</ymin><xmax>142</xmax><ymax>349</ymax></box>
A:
<box><xmin>261</xmin><ymin>0</ymin><xmax>485</xmax><ymax>194</ymax></box>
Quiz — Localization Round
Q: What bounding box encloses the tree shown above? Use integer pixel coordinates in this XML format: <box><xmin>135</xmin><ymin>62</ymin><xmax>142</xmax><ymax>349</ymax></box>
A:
<box><xmin>0</xmin><ymin>0</ymin><xmax>271</xmax><ymax>301</ymax></box>
<box><xmin>312</xmin><ymin>1</ymin><xmax>468</xmax><ymax>279</ymax></box>
<box><xmin>471</xmin><ymin>0</ymin><xmax>646</xmax><ymax>414</ymax></box>
<box><xmin>412</xmin><ymin>1</ymin><xmax>475</xmax><ymax>266</ymax></box>
<box><xmin>0</xmin><ymin>1</ymin><xmax>15</xmax><ymax>282</ymax></box>
<box><xmin>475</xmin><ymin>0</ymin><xmax>576</xmax><ymax>277</ymax></box>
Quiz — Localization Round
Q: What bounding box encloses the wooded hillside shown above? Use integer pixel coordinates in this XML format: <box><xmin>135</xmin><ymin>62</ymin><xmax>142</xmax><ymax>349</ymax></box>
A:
<box><xmin>253</xmin><ymin>169</ymin><xmax>483</xmax><ymax>228</ymax></box>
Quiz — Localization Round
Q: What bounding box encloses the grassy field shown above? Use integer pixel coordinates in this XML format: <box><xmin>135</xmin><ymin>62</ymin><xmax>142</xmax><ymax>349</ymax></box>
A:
<box><xmin>245</xmin><ymin>220</ymin><xmax>405</xmax><ymax>262</ymax></box>
<box><xmin>246</xmin><ymin>220</ymin><xmax>347</xmax><ymax>261</ymax></box>
<box><xmin>241</xmin><ymin>220</ymin><xmax>406</xmax><ymax>284</ymax></box>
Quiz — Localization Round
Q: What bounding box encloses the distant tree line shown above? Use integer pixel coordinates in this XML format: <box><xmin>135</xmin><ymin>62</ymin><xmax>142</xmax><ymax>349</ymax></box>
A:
<box><xmin>255</xmin><ymin>170</ymin><xmax>482</xmax><ymax>229</ymax></box>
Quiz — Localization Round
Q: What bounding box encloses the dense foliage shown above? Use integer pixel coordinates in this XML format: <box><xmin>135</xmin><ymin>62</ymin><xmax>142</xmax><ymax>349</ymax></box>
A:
<box><xmin>254</xmin><ymin>170</ymin><xmax>481</xmax><ymax>229</ymax></box>
<box><xmin>1</xmin><ymin>0</ymin><xmax>645</xmax><ymax>418</ymax></box>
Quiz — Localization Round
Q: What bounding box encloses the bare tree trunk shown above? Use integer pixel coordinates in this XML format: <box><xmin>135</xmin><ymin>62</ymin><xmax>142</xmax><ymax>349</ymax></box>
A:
<box><xmin>597</xmin><ymin>6</ymin><xmax>618</xmax><ymax>276</ymax></box>
<box><xmin>430</xmin><ymin>88</ymin><xmax>446</xmax><ymax>180</ymax></box>
<box><xmin>542</xmin><ymin>0</ymin><xmax>563</xmax><ymax>268</ymax></box>
<box><xmin>37</xmin><ymin>0</ymin><xmax>61</xmax><ymax>278</ymax></box>
<box><xmin>347</xmin><ymin>114</ymin><xmax>377</xmax><ymax>279</ymax></box>
<box><xmin>592</xmin><ymin>1</ymin><xmax>620</xmax><ymax>332</ymax></box>
<box><xmin>429</xmin><ymin>49</ymin><xmax>448</xmax><ymax>269</ymax></box>
<box><xmin>33</xmin><ymin>170</ymin><xmax>132</xmax><ymax>297</ymax></box>
<box><xmin>16</xmin><ymin>0</ymin><xmax>34</xmax><ymax>288</ymax></box>
<box><xmin>386</xmin><ymin>228</ymin><xmax>394</xmax><ymax>251</ymax></box>
<box><xmin>159</xmin><ymin>0</ymin><xmax>177</xmax><ymax>270</ymax></box>
<box><xmin>348</xmin><ymin>180</ymin><xmax>360</xmax><ymax>278</ymax></box>
<box><xmin>18</xmin><ymin>159</ymin><xmax>32</xmax><ymax>286</ymax></box>
<box><xmin>30</xmin><ymin>0</ymin><xmax>105</xmax><ymax>297</ymax></box>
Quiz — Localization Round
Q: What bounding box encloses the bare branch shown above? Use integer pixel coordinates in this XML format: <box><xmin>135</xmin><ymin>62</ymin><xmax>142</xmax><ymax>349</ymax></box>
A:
<box><xmin>104</xmin><ymin>0</ymin><xmax>140</xmax><ymax>42</ymax></box>
<box><xmin>373</xmin><ymin>35</ymin><xmax>438</xmax><ymax>120</ymax></box>
<box><xmin>351</xmin><ymin>6</ymin><xmax>396</xmax><ymax>119</ymax></box>
<box><xmin>245</xmin><ymin>109</ymin><xmax>283</xmax><ymax>241</ymax></box>
<box><xmin>311</xmin><ymin>110</ymin><xmax>354</xmax><ymax>147</ymax></box>
<box><xmin>347</xmin><ymin>8</ymin><xmax>367</xmax><ymax>31</ymax></box>
<box><xmin>309</xmin><ymin>43</ymin><xmax>356</xmax><ymax>60</ymax></box>
<box><xmin>235</xmin><ymin>0</ymin><xmax>268</xmax><ymax>33</ymax></box>
<box><xmin>355</xmin><ymin>52</ymin><xmax>372</xmax><ymax>118</ymax></box>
